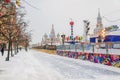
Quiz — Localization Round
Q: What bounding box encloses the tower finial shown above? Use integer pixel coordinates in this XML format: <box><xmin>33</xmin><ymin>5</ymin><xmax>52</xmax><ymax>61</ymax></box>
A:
<box><xmin>97</xmin><ymin>8</ymin><xmax>102</xmax><ymax>24</ymax></box>
<box><xmin>98</xmin><ymin>8</ymin><xmax>101</xmax><ymax>18</ymax></box>
<box><xmin>52</xmin><ymin>24</ymin><xmax>54</xmax><ymax>28</ymax></box>
<box><xmin>50</xmin><ymin>24</ymin><xmax>55</xmax><ymax>39</ymax></box>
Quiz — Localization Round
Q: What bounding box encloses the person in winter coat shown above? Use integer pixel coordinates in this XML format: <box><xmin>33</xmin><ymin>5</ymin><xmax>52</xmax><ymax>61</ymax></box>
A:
<box><xmin>1</xmin><ymin>47</ymin><xmax>4</xmax><ymax>56</ymax></box>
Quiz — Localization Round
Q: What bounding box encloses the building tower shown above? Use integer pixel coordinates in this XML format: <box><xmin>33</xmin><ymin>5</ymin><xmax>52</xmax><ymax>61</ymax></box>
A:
<box><xmin>43</xmin><ymin>33</ymin><xmax>48</xmax><ymax>45</ymax></box>
<box><xmin>49</xmin><ymin>24</ymin><xmax>56</xmax><ymax>45</ymax></box>
<box><xmin>57</xmin><ymin>33</ymin><xmax>60</xmax><ymax>40</ymax></box>
<box><xmin>94</xmin><ymin>9</ymin><xmax>103</xmax><ymax>36</ymax></box>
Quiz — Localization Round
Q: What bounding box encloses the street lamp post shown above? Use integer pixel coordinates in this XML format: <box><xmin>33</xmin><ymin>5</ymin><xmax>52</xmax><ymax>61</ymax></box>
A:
<box><xmin>69</xmin><ymin>20</ymin><xmax>75</xmax><ymax>51</ymax></box>
<box><xmin>83</xmin><ymin>20</ymin><xmax>90</xmax><ymax>42</ymax></box>
<box><xmin>61</xmin><ymin>34</ymin><xmax>65</xmax><ymax>45</ymax></box>
<box><xmin>106</xmin><ymin>43</ymin><xmax>108</xmax><ymax>54</ymax></box>
<box><xmin>81</xmin><ymin>42</ymin><xmax>84</xmax><ymax>52</ymax></box>
<box><xmin>61</xmin><ymin>34</ymin><xmax>65</xmax><ymax>50</ymax></box>
<box><xmin>92</xmin><ymin>43</ymin><xmax>94</xmax><ymax>53</ymax></box>
<box><xmin>51</xmin><ymin>38</ymin><xmax>53</xmax><ymax>46</ymax></box>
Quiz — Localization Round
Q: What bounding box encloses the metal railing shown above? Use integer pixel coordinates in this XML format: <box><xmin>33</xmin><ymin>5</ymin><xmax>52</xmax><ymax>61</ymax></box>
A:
<box><xmin>57</xmin><ymin>42</ymin><xmax>120</xmax><ymax>54</ymax></box>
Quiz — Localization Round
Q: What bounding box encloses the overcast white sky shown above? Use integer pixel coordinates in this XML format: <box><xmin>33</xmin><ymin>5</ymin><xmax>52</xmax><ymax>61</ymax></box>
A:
<box><xmin>22</xmin><ymin>0</ymin><xmax>120</xmax><ymax>44</ymax></box>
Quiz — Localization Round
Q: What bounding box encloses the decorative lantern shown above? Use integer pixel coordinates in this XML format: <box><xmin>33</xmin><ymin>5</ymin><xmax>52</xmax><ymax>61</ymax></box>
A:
<box><xmin>0</xmin><ymin>21</ymin><xmax>2</xmax><ymax>25</ymax></box>
<box><xmin>69</xmin><ymin>21</ymin><xmax>74</xmax><ymax>37</ymax></box>
<box><xmin>70</xmin><ymin>35</ymin><xmax>73</xmax><ymax>40</ymax></box>
<box><xmin>0</xmin><ymin>12</ymin><xmax>2</xmax><ymax>17</ymax></box>
<box><xmin>70</xmin><ymin>21</ymin><xmax>74</xmax><ymax>26</ymax></box>
<box><xmin>75</xmin><ymin>36</ymin><xmax>79</xmax><ymax>40</ymax></box>
<box><xmin>100</xmin><ymin>28</ymin><xmax>106</xmax><ymax>42</ymax></box>
<box><xmin>67</xmin><ymin>36</ymin><xmax>69</xmax><ymax>41</ymax></box>
<box><xmin>79</xmin><ymin>36</ymin><xmax>83</xmax><ymax>40</ymax></box>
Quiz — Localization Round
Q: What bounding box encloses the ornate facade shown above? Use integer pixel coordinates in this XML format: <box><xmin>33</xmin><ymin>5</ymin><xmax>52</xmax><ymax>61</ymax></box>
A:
<box><xmin>41</xmin><ymin>24</ymin><xmax>61</xmax><ymax>45</ymax></box>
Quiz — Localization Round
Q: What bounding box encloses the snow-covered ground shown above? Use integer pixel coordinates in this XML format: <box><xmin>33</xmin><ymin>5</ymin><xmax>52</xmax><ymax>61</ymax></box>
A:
<box><xmin>0</xmin><ymin>49</ymin><xmax>120</xmax><ymax>80</ymax></box>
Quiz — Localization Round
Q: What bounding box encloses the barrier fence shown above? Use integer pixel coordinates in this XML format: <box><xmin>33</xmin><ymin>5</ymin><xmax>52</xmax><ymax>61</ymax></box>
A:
<box><xmin>56</xmin><ymin>43</ymin><xmax>120</xmax><ymax>68</ymax></box>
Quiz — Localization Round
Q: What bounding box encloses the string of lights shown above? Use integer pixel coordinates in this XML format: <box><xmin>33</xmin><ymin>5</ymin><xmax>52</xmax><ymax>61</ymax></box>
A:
<box><xmin>88</xmin><ymin>9</ymin><xmax>120</xmax><ymax>23</ymax></box>
<box><xmin>102</xmin><ymin>9</ymin><xmax>120</xmax><ymax>22</ymax></box>
<box><xmin>20</xmin><ymin>1</ymin><xmax>120</xmax><ymax>22</ymax></box>
<box><xmin>103</xmin><ymin>16</ymin><xmax>120</xmax><ymax>22</ymax></box>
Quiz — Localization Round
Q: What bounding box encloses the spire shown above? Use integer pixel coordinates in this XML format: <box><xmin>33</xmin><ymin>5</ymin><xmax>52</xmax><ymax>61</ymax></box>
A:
<box><xmin>98</xmin><ymin>8</ymin><xmax>101</xmax><ymax>18</ymax></box>
<box><xmin>97</xmin><ymin>8</ymin><xmax>102</xmax><ymax>27</ymax></box>
<box><xmin>50</xmin><ymin>24</ymin><xmax>55</xmax><ymax>39</ymax></box>
<box><xmin>94</xmin><ymin>8</ymin><xmax>103</xmax><ymax>36</ymax></box>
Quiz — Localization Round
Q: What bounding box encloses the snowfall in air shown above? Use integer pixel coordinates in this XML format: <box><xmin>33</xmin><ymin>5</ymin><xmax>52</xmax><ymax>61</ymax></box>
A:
<box><xmin>0</xmin><ymin>49</ymin><xmax>120</xmax><ymax>80</ymax></box>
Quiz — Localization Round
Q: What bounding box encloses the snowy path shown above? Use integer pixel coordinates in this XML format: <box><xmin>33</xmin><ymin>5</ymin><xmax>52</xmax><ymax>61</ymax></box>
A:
<box><xmin>0</xmin><ymin>50</ymin><xmax>120</xmax><ymax>80</ymax></box>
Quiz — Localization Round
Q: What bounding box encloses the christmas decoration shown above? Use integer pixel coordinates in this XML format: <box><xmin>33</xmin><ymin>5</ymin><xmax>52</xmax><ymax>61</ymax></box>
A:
<box><xmin>70</xmin><ymin>21</ymin><xmax>74</xmax><ymax>26</ymax></box>
<box><xmin>5</xmin><ymin>0</ymin><xmax>10</xmax><ymax>4</ymax></box>
<box><xmin>0</xmin><ymin>12</ymin><xmax>2</xmax><ymax>17</ymax></box>
<box><xmin>16</xmin><ymin>0</ymin><xmax>21</xmax><ymax>6</ymax></box>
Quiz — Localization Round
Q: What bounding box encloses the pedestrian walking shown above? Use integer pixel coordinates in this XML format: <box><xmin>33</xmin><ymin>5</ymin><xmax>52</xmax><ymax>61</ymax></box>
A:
<box><xmin>1</xmin><ymin>47</ymin><xmax>4</xmax><ymax>56</ymax></box>
<box><xmin>19</xmin><ymin>47</ymin><xmax>22</xmax><ymax>51</ymax></box>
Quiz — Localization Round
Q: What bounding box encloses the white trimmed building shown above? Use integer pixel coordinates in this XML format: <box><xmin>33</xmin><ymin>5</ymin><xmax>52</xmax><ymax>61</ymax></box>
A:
<box><xmin>41</xmin><ymin>24</ymin><xmax>61</xmax><ymax>46</ymax></box>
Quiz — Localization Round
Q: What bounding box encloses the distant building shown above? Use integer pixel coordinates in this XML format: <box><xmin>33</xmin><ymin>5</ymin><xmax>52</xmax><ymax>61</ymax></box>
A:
<box><xmin>90</xmin><ymin>9</ymin><xmax>120</xmax><ymax>43</ymax></box>
<box><xmin>94</xmin><ymin>9</ymin><xmax>104</xmax><ymax>36</ymax></box>
<box><xmin>41</xmin><ymin>24</ymin><xmax>61</xmax><ymax>46</ymax></box>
